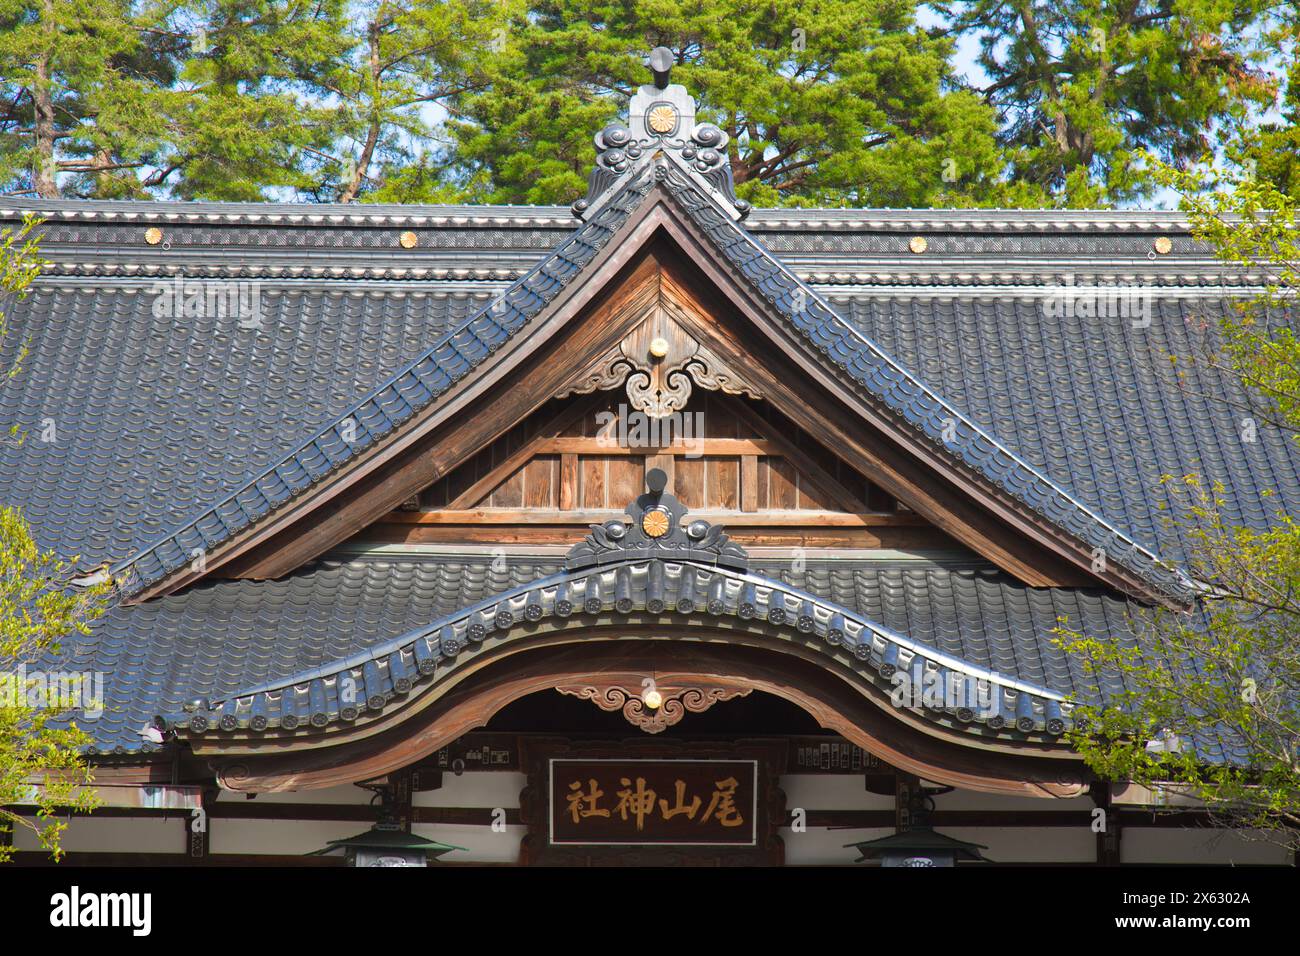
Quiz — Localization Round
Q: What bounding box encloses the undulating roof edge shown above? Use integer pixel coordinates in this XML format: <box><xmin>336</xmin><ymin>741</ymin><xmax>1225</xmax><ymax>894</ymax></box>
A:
<box><xmin>172</xmin><ymin>555</ymin><xmax>1075</xmax><ymax>746</ymax></box>
<box><xmin>66</xmin><ymin>552</ymin><xmax>1150</xmax><ymax>756</ymax></box>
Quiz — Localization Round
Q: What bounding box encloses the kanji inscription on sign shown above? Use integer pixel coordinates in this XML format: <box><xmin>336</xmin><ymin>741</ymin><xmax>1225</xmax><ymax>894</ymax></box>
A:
<box><xmin>549</xmin><ymin>759</ymin><xmax>759</xmax><ymax>846</ymax></box>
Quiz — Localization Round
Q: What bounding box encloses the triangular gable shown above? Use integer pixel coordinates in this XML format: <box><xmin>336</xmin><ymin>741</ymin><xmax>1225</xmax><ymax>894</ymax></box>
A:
<box><xmin>111</xmin><ymin>96</ymin><xmax>1193</xmax><ymax>607</ymax></box>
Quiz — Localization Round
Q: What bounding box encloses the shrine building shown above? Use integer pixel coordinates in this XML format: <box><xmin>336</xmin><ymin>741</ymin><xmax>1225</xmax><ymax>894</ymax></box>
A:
<box><xmin>1</xmin><ymin>51</ymin><xmax>1294</xmax><ymax>866</ymax></box>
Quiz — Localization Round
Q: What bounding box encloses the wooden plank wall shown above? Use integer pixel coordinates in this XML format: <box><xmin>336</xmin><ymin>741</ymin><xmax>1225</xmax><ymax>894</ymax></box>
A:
<box><xmin>353</xmin><ymin>390</ymin><xmax>959</xmax><ymax>549</ymax></box>
<box><xmin>419</xmin><ymin>392</ymin><xmax>894</xmax><ymax>513</ymax></box>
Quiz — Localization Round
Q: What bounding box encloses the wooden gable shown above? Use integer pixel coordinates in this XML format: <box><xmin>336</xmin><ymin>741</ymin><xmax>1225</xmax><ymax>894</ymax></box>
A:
<box><xmin>357</xmin><ymin>388</ymin><xmax>955</xmax><ymax>550</ymax></box>
<box><xmin>129</xmin><ymin>185</ymin><xmax>1188</xmax><ymax>603</ymax></box>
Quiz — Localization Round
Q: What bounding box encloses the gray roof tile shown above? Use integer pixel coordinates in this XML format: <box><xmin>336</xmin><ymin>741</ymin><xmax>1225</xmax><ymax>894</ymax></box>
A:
<box><xmin>59</xmin><ymin>554</ymin><xmax>1133</xmax><ymax>753</ymax></box>
<box><xmin>0</xmin><ymin>285</ymin><xmax>491</xmax><ymax>566</ymax></box>
<box><xmin>7</xmin><ymin>166</ymin><xmax>1195</xmax><ymax>602</ymax></box>
<box><xmin>838</xmin><ymin>295</ymin><xmax>1300</xmax><ymax>563</ymax></box>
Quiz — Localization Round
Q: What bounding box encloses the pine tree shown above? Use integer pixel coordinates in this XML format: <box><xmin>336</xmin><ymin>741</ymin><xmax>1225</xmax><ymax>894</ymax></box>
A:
<box><xmin>931</xmin><ymin>0</ymin><xmax>1280</xmax><ymax>206</ymax></box>
<box><xmin>440</xmin><ymin>0</ymin><xmax>1009</xmax><ymax>208</ymax></box>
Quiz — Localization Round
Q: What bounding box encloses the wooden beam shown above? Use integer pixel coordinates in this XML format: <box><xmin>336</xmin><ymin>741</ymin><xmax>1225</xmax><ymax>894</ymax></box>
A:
<box><xmin>379</xmin><ymin>509</ymin><xmax>926</xmax><ymax>526</ymax></box>
<box><xmin>740</xmin><ymin>455</ymin><xmax>759</xmax><ymax>512</ymax></box>
<box><xmin>446</xmin><ymin>395</ymin><xmax>602</xmax><ymax>510</ymax></box>
<box><xmin>364</xmin><ymin>525</ymin><xmax>950</xmax><ymax>548</ymax></box>
<box><xmin>541</xmin><ymin>437</ymin><xmax>776</xmax><ymax>456</ymax></box>
<box><xmin>559</xmin><ymin>453</ymin><xmax>579</xmax><ymax>511</ymax></box>
<box><xmin>727</xmin><ymin>398</ymin><xmax>868</xmax><ymax>514</ymax></box>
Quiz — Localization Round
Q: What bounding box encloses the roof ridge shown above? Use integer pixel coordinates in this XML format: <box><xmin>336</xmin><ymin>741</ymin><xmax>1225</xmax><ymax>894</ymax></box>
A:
<box><xmin>1</xmin><ymin>196</ymin><xmax>1198</xmax><ymax>230</ymax></box>
<box><xmin>111</xmin><ymin>158</ymin><xmax>1194</xmax><ymax>605</ymax></box>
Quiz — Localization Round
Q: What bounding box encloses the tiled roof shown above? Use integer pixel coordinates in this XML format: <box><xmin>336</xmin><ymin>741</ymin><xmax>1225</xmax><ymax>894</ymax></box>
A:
<box><xmin>5</xmin><ymin>280</ymin><xmax>1287</xmax><ymax>582</ymax></box>
<box><xmin>108</xmin><ymin>171</ymin><xmax>657</xmax><ymax>593</ymax></box>
<box><xmin>2</xmin><ymin>162</ymin><xmax>1196</xmax><ymax>601</ymax></box>
<box><xmin>0</xmin><ymin>182</ymin><xmax>1291</xmax><ymax>765</ymax></box>
<box><xmin>840</xmin><ymin>295</ymin><xmax>1300</xmax><ymax>562</ymax></box>
<box><xmin>0</xmin><ymin>283</ymin><xmax>492</xmax><ymax>565</ymax></box>
<box><xmin>61</xmin><ymin>554</ymin><xmax>1134</xmax><ymax>754</ymax></box>
<box><xmin>178</xmin><ymin>556</ymin><xmax>1079</xmax><ymax>744</ymax></box>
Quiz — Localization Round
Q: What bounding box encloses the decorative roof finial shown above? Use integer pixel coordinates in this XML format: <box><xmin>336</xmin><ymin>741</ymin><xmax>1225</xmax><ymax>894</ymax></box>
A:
<box><xmin>648</xmin><ymin>46</ymin><xmax>674</xmax><ymax>89</ymax></box>
<box><xmin>572</xmin><ymin>49</ymin><xmax>751</xmax><ymax>223</ymax></box>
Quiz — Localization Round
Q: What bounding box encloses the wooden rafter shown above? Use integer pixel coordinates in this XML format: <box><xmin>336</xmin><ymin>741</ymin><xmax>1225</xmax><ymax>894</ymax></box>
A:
<box><xmin>445</xmin><ymin>394</ymin><xmax>605</xmax><ymax>510</ymax></box>
<box><xmin>725</xmin><ymin>397</ymin><xmax>870</xmax><ymax>514</ymax></box>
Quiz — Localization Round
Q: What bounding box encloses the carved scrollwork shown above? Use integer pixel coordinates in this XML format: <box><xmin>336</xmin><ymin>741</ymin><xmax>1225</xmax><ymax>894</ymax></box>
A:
<box><xmin>625</xmin><ymin>365</ymin><xmax>692</xmax><ymax>417</ymax></box>
<box><xmin>556</xmin><ymin>681</ymin><xmax>752</xmax><ymax>734</ymax></box>
<box><xmin>683</xmin><ymin>351</ymin><xmax>760</xmax><ymax>399</ymax></box>
<box><xmin>553</xmin><ymin>317</ymin><xmax>759</xmax><ymax>416</ymax></box>
<box><xmin>556</xmin><ymin>351</ymin><xmax>635</xmax><ymax>399</ymax></box>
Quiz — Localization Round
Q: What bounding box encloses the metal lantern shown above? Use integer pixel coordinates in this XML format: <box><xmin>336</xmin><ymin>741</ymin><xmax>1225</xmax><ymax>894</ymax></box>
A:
<box><xmin>845</xmin><ymin>827</ymin><xmax>989</xmax><ymax>868</ymax></box>
<box><xmin>311</xmin><ymin>821</ymin><xmax>465</xmax><ymax>867</ymax></box>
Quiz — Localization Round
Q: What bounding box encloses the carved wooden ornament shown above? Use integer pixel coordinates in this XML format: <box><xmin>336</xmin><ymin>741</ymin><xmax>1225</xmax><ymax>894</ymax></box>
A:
<box><xmin>558</xmin><ymin>310</ymin><xmax>758</xmax><ymax>417</ymax></box>
<box><xmin>556</xmin><ymin>679</ymin><xmax>752</xmax><ymax>734</ymax></box>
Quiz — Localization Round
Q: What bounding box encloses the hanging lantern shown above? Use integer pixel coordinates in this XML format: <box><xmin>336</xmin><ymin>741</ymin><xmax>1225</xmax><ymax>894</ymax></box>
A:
<box><xmin>310</xmin><ymin>820</ymin><xmax>465</xmax><ymax>867</ymax></box>
<box><xmin>845</xmin><ymin>826</ymin><xmax>989</xmax><ymax>867</ymax></box>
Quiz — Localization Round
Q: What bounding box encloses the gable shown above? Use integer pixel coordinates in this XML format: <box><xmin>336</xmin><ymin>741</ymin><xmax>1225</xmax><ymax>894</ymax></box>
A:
<box><xmin>94</xmin><ymin>166</ymin><xmax>1192</xmax><ymax>607</ymax></box>
<box><xmin>355</xmin><ymin>387</ymin><xmax>957</xmax><ymax>552</ymax></box>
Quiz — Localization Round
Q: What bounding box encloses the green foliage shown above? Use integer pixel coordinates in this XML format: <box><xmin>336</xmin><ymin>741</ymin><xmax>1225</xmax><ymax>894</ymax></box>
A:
<box><xmin>1058</xmin><ymin>160</ymin><xmax>1300</xmax><ymax>847</ymax></box>
<box><xmin>1229</xmin><ymin>14</ymin><xmax>1300</xmax><ymax>200</ymax></box>
<box><xmin>1</xmin><ymin>0</ymin><xmax>1297</xmax><ymax>206</ymax></box>
<box><xmin>0</xmin><ymin>224</ymin><xmax>109</xmax><ymax>861</ymax></box>
<box><xmin>316</xmin><ymin>0</ymin><xmax>511</xmax><ymax>203</ymax></box>
<box><xmin>932</xmin><ymin>1</ymin><xmax>1283</xmax><ymax>206</ymax></box>
<box><xmin>443</xmin><ymin>0</ymin><xmax>1008</xmax><ymax>207</ymax></box>
<box><xmin>153</xmin><ymin>0</ymin><xmax>355</xmax><ymax>201</ymax></box>
<box><xmin>0</xmin><ymin>507</ymin><xmax>110</xmax><ymax>862</ymax></box>
<box><xmin>0</xmin><ymin>214</ymin><xmax>41</xmax><ymax>447</ymax></box>
<box><xmin>1150</xmin><ymin>156</ymin><xmax>1300</xmax><ymax>433</ymax></box>
<box><xmin>0</xmin><ymin>0</ymin><xmax>171</xmax><ymax>198</ymax></box>
<box><xmin>1058</xmin><ymin>477</ymin><xmax>1300</xmax><ymax>844</ymax></box>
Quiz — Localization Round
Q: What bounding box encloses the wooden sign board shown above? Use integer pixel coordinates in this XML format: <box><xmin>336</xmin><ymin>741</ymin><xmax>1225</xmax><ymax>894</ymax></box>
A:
<box><xmin>519</xmin><ymin>738</ymin><xmax>787</xmax><ymax>865</ymax></box>
<box><xmin>550</xmin><ymin>758</ymin><xmax>758</xmax><ymax>846</ymax></box>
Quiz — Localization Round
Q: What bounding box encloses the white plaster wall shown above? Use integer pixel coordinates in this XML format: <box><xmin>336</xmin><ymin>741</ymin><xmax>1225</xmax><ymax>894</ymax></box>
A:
<box><xmin>1121</xmin><ymin>828</ymin><xmax>1293</xmax><ymax>865</ymax></box>
<box><xmin>14</xmin><ymin>816</ymin><xmax>185</xmax><ymax>854</ymax></box>
<box><xmin>930</xmin><ymin>788</ymin><xmax>1095</xmax><ymax>812</ymax></box>
<box><xmin>782</xmin><ymin>826</ymin><xmax>893</xmax><ymax>865</ymax></box>
<box><xmin>412</xmin><ymin>772</ymin><xmax>526</xmax><ymax>809</ymax></box>
<box><xmin>778</xmin><ymin>774</ymin><xmax>895</xmax><ymax>811</ymax></box>
<box><xmin>209</xmin><ymin>818</ymin><xmax>364</xmax><ymax>856</ymax></box>
<box><xmin>943</xmin><ymin>826</ymin><xmax>1096</xmax><ymax>863</ymax></box>
<box><xmin>410</xmin><ymin>823</ymin><xmax>527</xmax><ymax>864</ymax></box>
